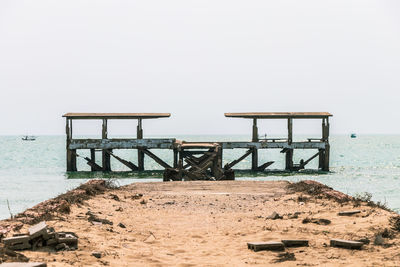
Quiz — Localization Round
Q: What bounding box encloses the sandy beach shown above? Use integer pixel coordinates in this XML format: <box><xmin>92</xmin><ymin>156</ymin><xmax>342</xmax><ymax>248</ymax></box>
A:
<box><xmin>1</xmin><ymin>180</ymin><xmax>400</xmax><ymax>266</ymax></box>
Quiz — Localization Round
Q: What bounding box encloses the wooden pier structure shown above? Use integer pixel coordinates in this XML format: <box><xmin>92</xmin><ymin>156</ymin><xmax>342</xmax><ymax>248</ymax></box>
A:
<box><xmin>63</xmin><ymin>112</ymin><xmax>332</xmax><ymax>179</ymax></box>
<box><xmin>224</xmin><ymin>112</ymin><xmax>332</xmax><ymax>172</ymax></box>
<box><xmin>63</xmin><ymin>113</ymin><xmax>174</xmax><ymax>172</ymax></box>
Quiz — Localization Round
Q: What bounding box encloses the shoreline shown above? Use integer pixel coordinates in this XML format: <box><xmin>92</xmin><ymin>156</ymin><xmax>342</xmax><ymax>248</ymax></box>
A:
<box><xmin>1</xmin><ymin>180</ymin><xmax>400</xmax><ymax>266</ymax></box>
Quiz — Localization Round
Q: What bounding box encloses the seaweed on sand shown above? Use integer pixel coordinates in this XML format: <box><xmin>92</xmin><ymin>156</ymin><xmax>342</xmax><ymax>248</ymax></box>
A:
<box><xmin>9</xmin><ymin>179</ymin><xmax>118</xmax><ymax>225</ymax></box>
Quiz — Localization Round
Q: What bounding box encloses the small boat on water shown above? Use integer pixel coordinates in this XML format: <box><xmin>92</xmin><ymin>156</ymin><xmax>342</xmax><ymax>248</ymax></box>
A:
<box><xmin>350</xmin><ymin>133</ymin><xmax>357</xmax><ymax>138</ymax></box>
<box><xmin>22</xmin><ymin>136</ymin><xmax>36</xmax><ymax>141</ymax></box>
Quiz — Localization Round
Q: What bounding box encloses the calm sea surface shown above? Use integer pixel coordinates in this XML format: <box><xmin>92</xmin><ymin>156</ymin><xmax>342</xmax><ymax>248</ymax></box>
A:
<box><xmin>1</xmin><ymin>135</ymin><xmax>399</xmax><ymax>219</ymax></box>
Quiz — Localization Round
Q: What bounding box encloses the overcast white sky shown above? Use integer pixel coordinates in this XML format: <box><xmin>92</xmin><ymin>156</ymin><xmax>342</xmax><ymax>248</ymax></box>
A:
<box><xmin>0</xmin><ymin>0</ymin><xmax>399</xmax><ymax>136</ymax></box>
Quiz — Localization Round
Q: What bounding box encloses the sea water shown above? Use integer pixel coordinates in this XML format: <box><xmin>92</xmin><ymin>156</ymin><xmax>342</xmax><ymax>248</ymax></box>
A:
<box><xmin>0</xmin><ymin>135</ymin><xmax>399</xmax><ymax>219</ymax></box>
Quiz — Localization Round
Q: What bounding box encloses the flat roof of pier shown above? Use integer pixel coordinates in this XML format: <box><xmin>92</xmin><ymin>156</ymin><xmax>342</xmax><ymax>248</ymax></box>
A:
<box><xmin>224</xmin><ymin>112</ymin><xmax>332</xmax><ymax>119</ymax></box>
<box><xmin>62</xmin><ymin>113</ymin><xmax>171</xmax><ymax>119</ymax></box>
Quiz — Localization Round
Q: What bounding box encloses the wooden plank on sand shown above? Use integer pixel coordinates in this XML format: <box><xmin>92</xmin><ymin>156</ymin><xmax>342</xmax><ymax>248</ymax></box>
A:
<box><xmin>247</xmin><ymin>242</ymin><xmax>285</xmax><ymax>252</ymax></box>
<box><xmin>281</xmin><ymin>239</ymin><xmax>309</xmax><ymax>247</ymax></box>
<box><xmin>330</xmin><ymin>239</ymin><xmax>364</xmax><ymax>249</ymax></box>
<box><xmin>338</xmin><ymin>210</ymin><xmax>361</xmax><ymax>216</ymax></box>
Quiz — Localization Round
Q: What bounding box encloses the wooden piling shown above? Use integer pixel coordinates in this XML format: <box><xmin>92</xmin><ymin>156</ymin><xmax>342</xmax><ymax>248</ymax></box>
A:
<box><xmin>287</xmin><ymin>118</ymin><xmax>293</xmax><ymax>145</ymax></box>
<box><xmin>173</xmin><ymin>148</ymin><xmax>178</xmax><ymax>168</ymax></box>
<box><xmin>66</xmin><ymin>119</ymin><xmax>77</xmax><ymax>171</ymax></box>
<box><xmin>137</xmin><ymin>118</ymin><xmax>144</xmax><ymax>171</ymax></box>
<box><xmin>90</xmin><ymin>149</ymin><xmax>96</xmax><ymax>172</ymax></box>
<box><xmin>102</xmin><ymin>119</ymin><xmax>111</xmax><ymax>171</ymax></box>
<box><xmin>285</xmin><ymin>149</ymin><xmax>293</xmax><ymax>171</ymax></box>
<box><xmin>251</xmin><ymin>119</ymin><xmax>258</xmax><ymax>170</ymax></box>
<box><xmin>322</xmin><ymin>118</ymin><xmax>330</xmax><ymax>171</ymax></box>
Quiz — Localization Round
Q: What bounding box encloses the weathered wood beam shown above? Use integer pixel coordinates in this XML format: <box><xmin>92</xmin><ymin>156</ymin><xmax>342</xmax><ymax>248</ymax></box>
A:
<box><xmin>255</xmin><ymin>161</ymin><xmax>274</xmax><ymax>171</ymax></box>
<box><xmin>221</xmin><ymin>141</ymin><xmax>325</xmax><ymax>149</ymax></box>
<box><xmin>142</xmin><ymin>149</ymin><xmax>171</xmax><ymax>169</ymax></box>
<box><xmin>300</xmin><ymin>151</ymin><xmax>320</xmax><ymax>168</ymax></box>
<box><xmin>83</xmin><ymin>156</ymin><xmax>103</xmax><ymax>171</ymax></box>
<box><xmin>106</xmin><ymin>151</ymin><xmax>139</xmax><ymax>171</ymax></box>
<box><xmin>69</xmin><ymin>138</ymin><xmax>175</xmax><ymax>150</ymax></box>
<box><xmin>225</xmin><ymin>149</ymin><xmax>252</xmax><ymax>169</ymax></box>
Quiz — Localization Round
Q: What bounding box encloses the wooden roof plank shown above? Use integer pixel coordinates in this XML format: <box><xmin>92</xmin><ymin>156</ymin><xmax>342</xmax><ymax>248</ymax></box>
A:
<box><xmin>62</xmin><ymin>113</ymin><xmax>171</xmax><ymax>119</ymax></box>
<box><xmin>224</xmin><ymin>112</ymin><xmax>332</xmax><ymax>119</ymax></box>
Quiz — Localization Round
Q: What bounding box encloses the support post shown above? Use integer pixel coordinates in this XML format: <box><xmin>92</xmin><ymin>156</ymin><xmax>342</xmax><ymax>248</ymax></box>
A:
<box><xmin>318</xmin><ymin>149</ymin><xmax>324</xmax><ymax>170</ymax></box>
<box><xmin>251</xmin><ymin>118</ymin><xmax>258</xmax><ymax>170</ymax></box>
<box><xmin>90</xmin><ymin>148</ymin><xmax>96</xmax><ymax>172</ymax></box>
<box><xmin>288</xmin><ymin>118</ymin><xmax>293</xmax><ymax>145</ymax></box>
<box><xmin>137</xmin><ymin>118</ymin><xmax>144</xmax><ymax>171</ymax></box>
<box><xmin>66</xmin><ymin>119</ymin><xmax>77</xmax><ymax>171</ymax></box>
<box><xmin>173</xmin><ymin>148</ymin><xmax>178</xmax><ymax>168</ymax></box>
<box><xmin>102</xmin><ymin>119</ymin><xmax>111</xmax><ymax>171</ymax></box>
<box><xmin>323</xmin><ymin>144</ymin><xmax>330</xmax><ymax>171</ymax></box>
<box><xmin>322</xmin><ymin>117</ymin><xmax>330</xmax><ymax>171</ymax></box>
<box><xmin>285</xmin><ymin>149</ymin><xmax>293</xmax><ymax>171</ymax></box>
<box><xmin>251</xmin><ymin>147</ymin><xmax>258</xmax><ymax>171</ymax></box>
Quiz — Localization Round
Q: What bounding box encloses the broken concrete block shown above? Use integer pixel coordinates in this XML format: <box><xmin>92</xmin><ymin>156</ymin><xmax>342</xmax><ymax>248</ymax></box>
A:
<box><xmin>330</xmin><ymin>239</ymin><xmax>364</xmax><ymax>249</ymax></box>
<box><xmin>46</xmin><ymin>238</ymin><xmax>57</xmax><ymax>246</ymax></box>
<box><xmin>247</xmin><ymin>242</ymin><xmax>285</xmax><ymax>252</ymax></box>
<box><xmin>3</xmin><ymin>235</ymin><xmax>31</xmax><ymax>250</ymax></box>
<box><xmin>281</xmin><ymin>239</ymin><xmax>309</xmax><ymax>247</ymax></box>
<box><xmin>338</xmin><ymin>210</ymin><xmax>361</xmax><ymax>216</ymax></box>
<box><xmin>56</xmin><ymin>232</ymin><xmax>78</xmax><ymax>247</ymax></box>
<box><xmin>55</xmin><ymin>243</ymin><xmax>69</xmax><ymax>251</ymax></box>
<box><xmin>28</xmin><ymin>221</ymin><xmax>49</xmax><ymax>240</ymax></box>
<box><xmin>0</xmin><ymin>263</ymin><xmax>47</xmax><ymax>267</ymax></box>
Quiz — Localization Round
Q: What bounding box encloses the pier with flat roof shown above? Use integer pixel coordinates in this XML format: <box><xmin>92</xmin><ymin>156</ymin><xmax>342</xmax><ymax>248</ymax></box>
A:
<box><xmin>62</xmin><ymin>112</ymin><xmax>332</xmax><ymax>179</ymax></box>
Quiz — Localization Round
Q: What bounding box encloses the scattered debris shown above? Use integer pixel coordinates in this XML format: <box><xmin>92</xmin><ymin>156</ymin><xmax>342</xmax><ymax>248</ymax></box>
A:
<box><xmin>287</xmin><ymin>212</ymin><xmax>301</xmax><ymax>219</ymax></box>
<box><xmin>302</xmin><ymin>218</ymin><xmax>331</xmax><ymax>225</ymax></box>
<box><xmin>338</xmin><ymin>210</ymin><xmax>361</xmax><ymax>216</ymax></box>
<box><xmin>357</xmin><ymin>238</ymin><xmax>370</xmax><ymax>245</ymax></box>
<box><xmin>288</xmin><ymin>180</ymin><xmax>352</xmax><ymax>202</ymax></box>
<box><xmin>0</xmin><ymin>263</ymin><xmax>47</xmax><ymax>267</ymax></box>
<box><xmin>87</xmin><ymin>211</ymin><xmax>113</xmax><ymax>225</ymax></box>
<box><xmin>330</xmin><ymin>239</ymin><xmax>363</xmax><ymax>249</ymax></box>
<box><xmin>281</xmin><ymin>240</ymin><xmax>309</xmax><ymax>247</ymax></box>
<box><xmin>1</xmin><ymin>221</ymin><xmax>78</xmax><ymax>252</ymax></box>
<box><xmin>247</xmin><ymin>242</ymin><xmax>285</xmax><ymax>252</ymax></box>
<box><xmin>0</xmin><ymin>247</ymin><xmax>30</xmax><ymax>263</ymax></box>
<box><xmin>273</xmin><ymin>252</ymin><xmax>296</xmax><ymax>263</ymax></box>
<box><xmin>131</xmin><ymin>194</ymin><xmax>143</xmax><ymax>200</ymax></box>
<box><xmin>110</xmin><ymin>194</ymin><xmax>120</xmax><ymax>201</ymax></box>
<box><xmin>374</xmin><ymin>234</ymin><xmax>384</xmax><ymax>245</ymax></box>
<box><xmin>267</xmin><ymin>212</ymin><xmax>283</xmax><ymax>220</ymax></box>
<box><xmin>353</xmin><ymin>192</ymin><xmax>389</xmax><ymax>211</ymax></box>
<box><xmin>91</xmin><ymin>251</ymin><xmax>102</xmax><ymax>259</ymax></box>
<box><xmin>7</xmin><ymin>180</ymin><xmax>114</xmax><ymax>225</ymax></box>
<box><xmin>380</xmin><ymin>228</ymin><xmax>395</xmax><ymax>239</ymax></box>
<box><xmin>389</xmin><ymin>216</ymin><xmax>400</xmax><ymax>232</ymax></box>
